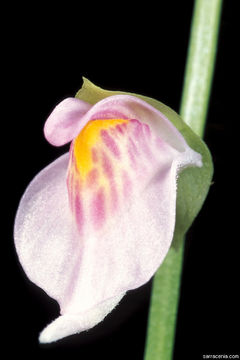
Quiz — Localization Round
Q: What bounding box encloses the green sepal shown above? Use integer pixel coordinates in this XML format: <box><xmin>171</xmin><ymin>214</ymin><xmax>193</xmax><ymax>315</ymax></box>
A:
<box><xmin>76</xmin><ymin>78</ymin><xmax>213</xmax><ymax>248</ymax></box>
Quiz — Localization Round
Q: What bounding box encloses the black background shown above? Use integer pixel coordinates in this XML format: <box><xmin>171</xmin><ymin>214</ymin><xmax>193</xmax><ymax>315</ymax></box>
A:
<box><xmin>4</xmin><ymin>1</ymin><xmax>239</xmax><ymax>359</ymax></box>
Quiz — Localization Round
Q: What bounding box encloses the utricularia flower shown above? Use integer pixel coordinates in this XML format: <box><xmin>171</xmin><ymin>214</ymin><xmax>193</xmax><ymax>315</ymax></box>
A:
<box><xmin>14</xmin><ymin>79</ymin><xmax>213</xmax><ymax>343</ymax></box>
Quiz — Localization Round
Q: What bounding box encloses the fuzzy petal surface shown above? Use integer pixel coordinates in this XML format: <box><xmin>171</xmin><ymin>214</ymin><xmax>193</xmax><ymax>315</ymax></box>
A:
<box><xmin>44</xmin><ymin>95</ymin><xmax>190</xmax><ymax>151</ymax></box>
<box><xmin>14</xmin><ymin>153</ymin><xmax>125</xmax><ymax>342</ymax></box>
<box><xmin>39</xmin><ymin>294</ymin><xmax>124</xmax><ymax>343</ymax></box>
<box><xmin>65</xmin><ymin>117</ymin><xmax>201</xmax><ymax>317</ymax></box>
<box><xmin>15</xmin><ymin>95</ymin><xmax>202</xmax><ymax>343</ymax></box>
<box><xmin>44</xmin><ymin>98</ymin><xmax>92</xmax><ymax>146</ymax></box>
<box><xmin>14</xmin><ymin>154</ymin><xmax>77</xmax><ymax>305</ymax></box>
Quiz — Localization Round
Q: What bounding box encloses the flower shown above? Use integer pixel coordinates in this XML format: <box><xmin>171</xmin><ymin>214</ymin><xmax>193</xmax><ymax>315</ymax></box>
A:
<box><xmin>14</xmin><ymin>79</ymin><xmax>210</xmax><ymax>344</ymax></box>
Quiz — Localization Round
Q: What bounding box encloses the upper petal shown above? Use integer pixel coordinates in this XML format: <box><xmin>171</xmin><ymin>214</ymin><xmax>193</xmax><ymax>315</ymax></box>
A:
<box><xmin>44</xmin><ymin>94</ymin><xmax>195</xmax><ymax>152</ymax></box>
<box><xmin>70</xmin><ymin>94</ymin><xmax>190</xmax><ymax>152</ymax></box>
<box><xmin>44</xmin><ymin>98</ymin><xmax>92</xmax><ymax>146</ymax></box>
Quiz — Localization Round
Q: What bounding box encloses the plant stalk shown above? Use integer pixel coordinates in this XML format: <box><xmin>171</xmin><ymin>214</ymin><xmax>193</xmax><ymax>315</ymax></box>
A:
<box><xmin>144</xmin><ymin>1</ymin><xmax>223</xmax><ymax>359</ymax></box>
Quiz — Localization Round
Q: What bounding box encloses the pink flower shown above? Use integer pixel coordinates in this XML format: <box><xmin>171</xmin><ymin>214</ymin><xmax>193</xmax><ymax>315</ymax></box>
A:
<box><xmin>14</xmin><ymin>90</ymin><xmax>202</xmax><ymax>343</ymax></box>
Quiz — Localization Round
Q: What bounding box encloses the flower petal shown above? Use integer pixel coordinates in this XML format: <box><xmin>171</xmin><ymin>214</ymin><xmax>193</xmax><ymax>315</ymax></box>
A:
<box><xmin>44</xmin><ymin>98</ymin><xmax>92</xmax><ymax>146</ymax></box>
<box><xmin>65</xmin><ymin>117</ymin><xmax>201</xmax><ymax>314</ymax></box>
<box><xmin>15</xmin><ymin>95</ymin><xmax>202</xmax><ymax>343</ymax></box>
<box><xmin>76</xmin><ymin>78</ymin><xmax>213</xmax><ymax>244</ymax></box>
<box><xmin>14</xmin><ymin>153</ymin><xmax>125</xmax><ymax>342</ymax></box>
<box><xmin>14</xmin><ymin>153</ymin><xmax>77</xmax><ymax>305</ymax></box>
<box><xmin>44</xmin><ymin>94</ymin><xmax>193</xmax><ymax>151</ymax></box>
<box><xmin>69</xmin><ymin>94</ymin><xmax>190</xmax><ymax>153</ymax></box>
<box><xmin>39</xmin><ymin>293</ymin><xmax>124</xmax><ymax>343</ymax></box>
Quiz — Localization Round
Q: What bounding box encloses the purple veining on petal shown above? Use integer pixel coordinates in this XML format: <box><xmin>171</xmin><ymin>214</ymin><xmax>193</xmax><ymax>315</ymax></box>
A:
<box><xmin>75</xmin><ymin>193</ymin><xmax>84</xmax><ymax>234</ymax></box>
<box><xmin>101</xmin><ymin>151</ymin><xmax>114</xmax><ymax>180</ymax></box>
<box><xmin>131</xmin><ymin>120</ymin><xmax>154</xmax><ymax>160</ymax></box>
<box><xmin>127</xmin><ymin>138</ymin><xmax>139</xmax><ymax>168</ymax></box>
<box><xmin>122</xmin><ymin>171</ymin><xmax>132</xmax><ymax>199</ymax></box>
<box><xmin>91</xmin><ymin>187</ymin><xmax>105</xmax><ymax>229</ymax></box>
<box><xmin>66</xmin><ymin>172</ymin><xmax>74</xmax><ymax>211</ymax></box>
<box><xmin>91</xmin><ymin>148</ymin><xmax>99</xmax><ymax>163</ymax></box>
<box><xmin>90</xmin><ymin>110</ymin><xmax>128</xmax><ymax>121</ymax></box>
<box><xmin>142</xmin><ymin>122</ymin><xmax>152</xmax><ymax>139</ymax></box>
<box><xmin>86</xmin><ymin>168</ymin><xmax>99</xmax><ymax>188</ymax></box>
<box><xmin>101</xmin><ymin>130</ymin><xmax>121</xmax><ymax>159</ymax></box>
<box><xmin>116</xmin><ymin>124</ymin><xmax>124</xmax><ymax>134</ymax></box>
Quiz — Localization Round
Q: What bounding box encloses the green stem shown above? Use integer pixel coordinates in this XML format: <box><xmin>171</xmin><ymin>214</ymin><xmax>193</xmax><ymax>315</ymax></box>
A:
<box><xmin>180</xmin><ymin>0</ymin><xmax>223</xmax><ymax>137</ymax></box>
<box><xmin>144</xmin><ymin>1</ymin><xmax>223</xmax><ymax>359</ymax></box>
<box><xmin>144</xmin><ymin>245</ymin><xmax>184</xmax><ymax>360</ymax></box>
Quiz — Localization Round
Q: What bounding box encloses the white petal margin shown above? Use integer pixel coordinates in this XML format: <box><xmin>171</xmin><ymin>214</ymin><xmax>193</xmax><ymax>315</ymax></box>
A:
<box><xmin>14</xmin><ymin>154</ymin><xmax>77</xmax><ymax>306</ymax></box>
<box><xmin>39</xmin><ymin>293</ymin><xmax>124</xmax><ymax>343</ymax></box>
<box><xmin>14</xmin><ymin>153</ymin><xmax>125</xmax><ymax>343</ymax></box>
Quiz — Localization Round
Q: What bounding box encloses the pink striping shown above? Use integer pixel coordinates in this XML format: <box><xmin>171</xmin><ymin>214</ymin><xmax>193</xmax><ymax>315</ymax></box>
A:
<box><xmin>127</xmin><ymin>142</ymin><xmax>138</xmax><ymax>168</ymax></box>
<box><xmin>86</xmin><ymin>168</ymin><xmax>99</xmax><ymax>188</ymax></box>
<box><xmin>131</xmin><ymin>119</ymin><xmax>151</xmax><ymax>142</ymax></box>
<box><xmin>91</xmin><ymin>148</ymin><xmax>98</xmax><ymax>163</ymax></box>
<box><xmin>122</xmin><ymin>123</ymin><xmax>127</xmax><ymax>132</ymax></box>
<box><xmin>101</xmin><ymin>151</ymin><xmax>114</xmax><ymax>179</ymax></box>
<box><xmin>74</xmin><ymin>174</ymin><xmax>83</xmax><ymax>192</ymax></box>
<box><xmin>131</xmin><ymin>122</ymin><xmax>154</xmax><ymax>161</ymax></box>
<box><xmin>74</xmin><ymin>193</ymin><xmax>84</xmax><ymax>234</ymax></box>
<box><xmin>67</xmin><ymin>172</ymin><xmax>74</xmax><ymax>211</ymax></box>
<box><xmin>101</xmin><ymin>151</ymin><xmax>118</xmax><ymax>211</ymax></box>
<box><xmin>67</xmin><ymin>170</ymin><xmax>81</xmax><ymax>213</ymax></box>
<box><xmin>132</xmin><ymin>118</ymin><xmax>145</xmax><ymax>138</ymax></box>
<box><xmin>70</xmin><ymin>151</ymin><xmax>79</xmax><ymax>174</ymax></box>
<box><xmin>129</xmin><ymin>118</ymin><xmax>139</xmax><ymax>125</ymax></box>
<box><xmin>122</xmin><ymin>171</ymin><xmax>132</xmax><ymax>199</ymax></box>
<box><xmin>101</xmin><ymin>130</ymin><xmax>121</xmax><ymax>158</ymax></box>
<box><xmin>143</xmin><ymin>122</ymin><xmax>151</xmax><ymax>138</ymax></box>
<box><xmin>74</xmin><ymin>159</ymin><xmax>79</xmax><ymax>173</ymax></box>
<box><xmin>69</xmin><ymin>142</ymin><xmax>74</xmax><ymax>162</ymax></box>
<box><xmin>116</xmin><ymin>124</ymin><xmax>124</xmax><ymax>134</ymax></box>
<box><xmin>109</xmin><ymin>127</ymin><xmax>116</xmax><ymax>137</ymax></box>
<box><xmin>90</xmin><ymin>110</ymin><xmax>128</xmax><ymax>121</ymax></box>
<box><xmin>91</xmin><ymin>187</ymin><xmax>106</xmax><ymax>229</ymax></box>
<box><xmin>69</xmin><ymin>142</ymin><xmax>79</xmax><ymax>174</ymax></box>
<box><xmin>128</xmin><ymin>137</ymin><xmax>139</xmax><ymax>156</ymax></box>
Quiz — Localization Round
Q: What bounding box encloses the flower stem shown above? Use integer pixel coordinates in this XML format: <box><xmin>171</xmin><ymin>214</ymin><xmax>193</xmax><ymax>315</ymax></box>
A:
<box><xmin>180</xmin><ymin>0</ymin><xmax>223</xmax><ymax>138</ymax></box>
<box><xmin>144</xmin><ymin>1</ymin><xmax>223</xmax><ymax>359</ymax></box>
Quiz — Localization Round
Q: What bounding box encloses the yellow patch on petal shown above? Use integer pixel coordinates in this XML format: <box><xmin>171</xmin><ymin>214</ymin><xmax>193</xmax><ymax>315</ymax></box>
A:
<box><xmin>73</xmin><ymin>119</ymin><xmax>128</xmax><ymax>178</ymax></box>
